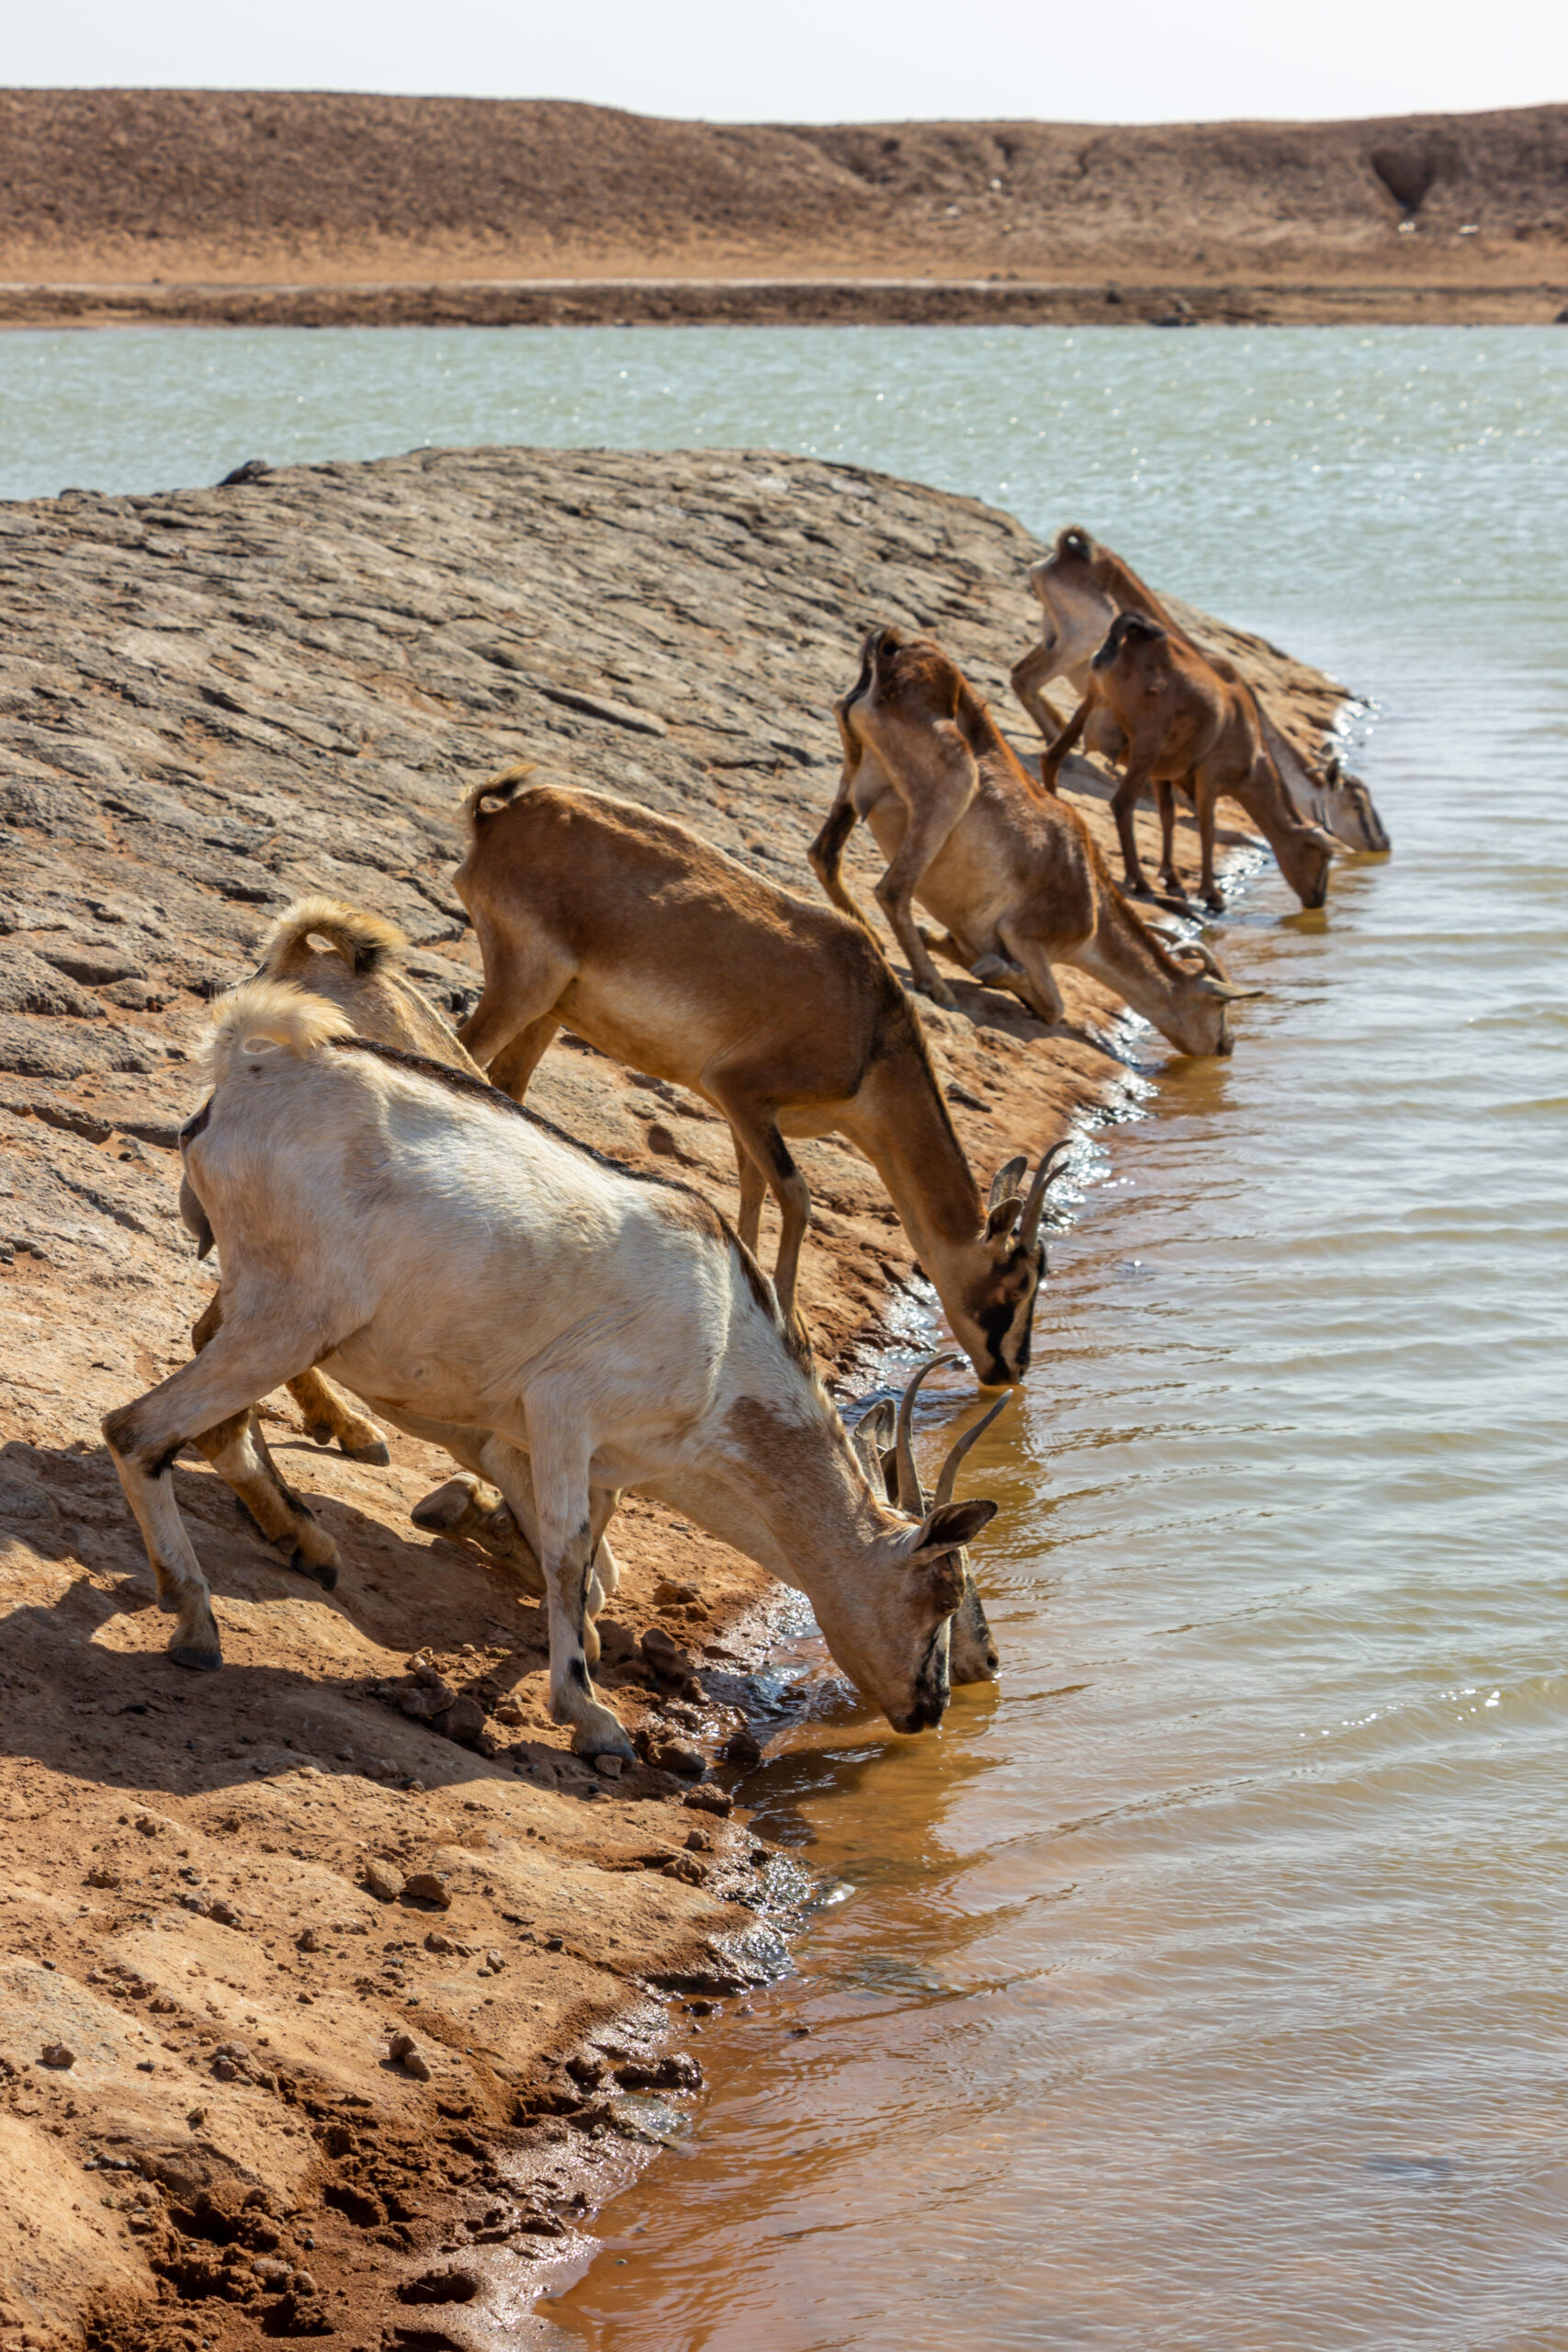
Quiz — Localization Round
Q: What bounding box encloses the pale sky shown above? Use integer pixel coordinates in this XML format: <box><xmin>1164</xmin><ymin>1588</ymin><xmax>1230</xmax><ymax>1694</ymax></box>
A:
<box><xmin>6</xmin><ymin>0</ymin><xmax>1564</xmax><ymax>123</ymax></box>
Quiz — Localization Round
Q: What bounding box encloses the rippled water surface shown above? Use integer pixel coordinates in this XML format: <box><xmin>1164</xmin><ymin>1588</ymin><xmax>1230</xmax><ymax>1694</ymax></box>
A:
<box><xmin>8</xmin><ymin>327</ymin><xmax>1566</xmax><ymax>2346</ymax></box>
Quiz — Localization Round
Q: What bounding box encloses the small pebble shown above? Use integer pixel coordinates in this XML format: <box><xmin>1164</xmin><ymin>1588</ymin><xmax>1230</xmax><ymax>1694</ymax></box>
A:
<box><xmin>39</xmin><ymin>2044</ymin><xmax>74</xmax><ymax>2070</ymax></box>
<box><xmin>363</xmin><ymin>1860</ymin><xmax>404</xmax><ymax>1903</ymax></box>
<box><xmin>403</xmin><ymin>1871</ymin><xmax>450</xmax><ymax>1909</ymax></box>
<box><xmin>389</xmin><ymin>2030</ymin><xmax>431</xmax><ymax>2079</ymax></box>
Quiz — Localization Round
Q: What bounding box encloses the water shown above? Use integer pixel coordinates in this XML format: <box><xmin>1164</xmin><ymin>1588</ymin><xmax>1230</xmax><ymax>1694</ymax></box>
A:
<box><xmin>7</xmin><ymin>326</ymin><xmax>1565</xmax><ymax>2344</ymax></box>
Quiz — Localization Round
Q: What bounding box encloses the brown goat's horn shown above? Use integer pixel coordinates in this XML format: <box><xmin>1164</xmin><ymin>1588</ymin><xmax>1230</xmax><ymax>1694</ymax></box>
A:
<box><xmin>895</xmin><ymin>1353</ymin><xmax>962</xmax><ymax>1516</ymax></box>
<box><xmin>1017</xmin><ymin>1141</ymin><xmax>1073</xmax><ymax>1253</ymax></box>
<box><xmin>932</xmin><ymin>1390</ymin><xmax>1012</xmax><ymax>1509</ymax></box>
<box><xmin>1168</xmin><ymin>935</ymin><xmax>1230</xmax><ymax>981</ymax></box>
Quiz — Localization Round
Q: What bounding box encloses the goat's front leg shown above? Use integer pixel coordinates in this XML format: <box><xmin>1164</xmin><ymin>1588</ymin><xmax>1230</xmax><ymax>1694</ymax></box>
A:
<box><xmin>1193</xmin><ymin>776</ymin><xmax>1225</xmax><ymax>910</ymax></box>
<box><xmin>103</xmin><ymin>1320</ymin><xmax>325</xmax><ymax>1671</ymax></box>
<box><xmin>730</xmin><ymin>1126</ymin><xmax>768</xmax><ymax>1257</ymax></box>
<box><xmin>1111</xmin><ymin>759</ymin><xmax>1157</xmax><ymax>897</ymax></box>
<box><xmin>708</xmin><ymin>1091</ymin><xmax>810</xmax><ymax>1326</ymax></box>
<box><xmin>1009</xmin><ymin>640</ymin><xmax>1069</xmax><ymax>748</ymax></box>
<box><xmin>484</xmin><ymin>1430</ymin><xmax>632</xmax><ymax>1759</ymax></box>
<box><xmin>1155</xmin><ymin>781</ymin><xmax>1189</xmax><ymax>900</ymax></box>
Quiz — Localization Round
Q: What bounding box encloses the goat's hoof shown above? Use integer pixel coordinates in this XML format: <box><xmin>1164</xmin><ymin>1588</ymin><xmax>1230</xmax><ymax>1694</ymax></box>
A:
<box><xmin>169</xmin><ymin>1643</ymin><xmax>222</xmax><ymax>1673</ymax></box>
<box><xmin>289</xmin><ymin>1547</ymin><xmax>338</xmax><ymax>1593</ymax></box>
<box><xmin>304</xmin><ymin>1423</ymin><xmax>337</xmax><ymax>1449</ymax></box>
<box><xmin>343</xmin><ymin>1436</ymin><xmax>391</xmax><ymax>1466</ymax></box>
<box><xmin>918</xmin><ymin>979</ymin><xmax>958</xmax><ymax>1011</ymax></box>
<box><xmin>570</xmin><ymin>1715</ymin><xmax>637</xmax><ymax>1765</ymax></box>
<box><xmin>411</xmin><ymin>1476</ymin><xmax>482</xmax><ymax>1536</ymax></box>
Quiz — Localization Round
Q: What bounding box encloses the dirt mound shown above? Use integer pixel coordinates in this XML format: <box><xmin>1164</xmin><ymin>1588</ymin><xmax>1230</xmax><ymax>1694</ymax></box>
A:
<box><xmin>1</xmin><ymin>90</ymin><xmax>1563</xmax><ymax>295</ymax></box>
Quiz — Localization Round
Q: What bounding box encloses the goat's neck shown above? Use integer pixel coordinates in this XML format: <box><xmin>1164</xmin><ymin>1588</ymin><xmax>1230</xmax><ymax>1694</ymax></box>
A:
<box><xmin>843</xmin><ymin>1049</ymin><xmax>988</xmax><ymax>1278</ymax></box>
<box><xmin>1081</xmin><ymin>895</ymin><xmax>1201</xmax><ymax>1035</ymax></box>
<box><xmin>640</xmin><ymin>1423</ymin><xmax>887</xmax><ymax>1596</ymax></box>
<box><xmin>1229</xmin><ymin>741</ymin><xmax>1316</xmax><ymax>854</ymax></box>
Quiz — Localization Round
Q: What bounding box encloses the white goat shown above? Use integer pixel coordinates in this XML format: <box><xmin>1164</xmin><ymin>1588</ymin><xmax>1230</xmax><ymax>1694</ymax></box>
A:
<box><xmin>104</xmin><ymin>985</ymin><xmax>996</xmax><ymax>1758</ymax></box>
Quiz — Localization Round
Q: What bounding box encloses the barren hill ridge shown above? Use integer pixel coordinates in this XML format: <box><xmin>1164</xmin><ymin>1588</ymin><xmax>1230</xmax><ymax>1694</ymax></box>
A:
<box><xmin>1</xmin><ymin>92</ymin><xmax>1564</xmax><ymax>324</ymax></box>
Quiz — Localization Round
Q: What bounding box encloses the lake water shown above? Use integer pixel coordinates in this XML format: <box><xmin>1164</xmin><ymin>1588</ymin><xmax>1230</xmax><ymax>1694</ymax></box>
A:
<box><xmin>6</xmin><ymin>327</ymin><xmax>1566</xmax><ymax>2346</ymax></box>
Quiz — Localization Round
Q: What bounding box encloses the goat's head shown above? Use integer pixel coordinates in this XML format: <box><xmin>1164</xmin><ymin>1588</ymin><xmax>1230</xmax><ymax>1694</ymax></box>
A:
<box><xmin>809</xmin><ymin>1359</ymin><xmax>1001</xmax><ymax>1734</ymax></box>
<box><xmin>852</xmin><ymin>1358</ymin><xmax>1010</xmax><ymax>1686</ymax></box>
<box><xmin>1275</xmin><ymin>808</ymin><xmax>1338</xmax><ymax>910</ymax></box>
<box><xmin>947</xmin><ymin>1144</ymin><xmax>1071</xmax><ymax>1385</ymax></box>
<box><xmin>1305</xmin><ymin>755</ymin><xmax>1392</xmax><ymax>855</ymax></box>
<box><xmin>1093</xmin><ymin>611</ymin><xmax>1166</xmax><ymax>671</ymax></box>
<box><xmin>1145</xmin><ymin>927</ymin><xmax>1264</xmax><ymax>1057</ymax></box>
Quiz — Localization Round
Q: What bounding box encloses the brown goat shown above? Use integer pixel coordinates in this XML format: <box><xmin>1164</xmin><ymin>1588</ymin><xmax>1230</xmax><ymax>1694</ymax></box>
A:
<box><xmin>1042</xmin><ymin>612</ymin><xmax>1339</xmax><ymax>911</ymax></box>
<box><xmin>453</xmin><ymin>769</ymin><xmax>1060</xmax><ymax>1388</ymax></box>
<box><xmin>809</xmin><ymin>628</ymin><xmax>1258</xmax><ymax>1058</ymax></box>
<box><xmin>1015</xmin><ymin>525</ymin><xmax>1390</xmax><ymax>866</ymax></box>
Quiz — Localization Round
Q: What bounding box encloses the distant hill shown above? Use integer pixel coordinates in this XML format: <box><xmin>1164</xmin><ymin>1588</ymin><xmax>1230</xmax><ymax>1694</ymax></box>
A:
<box><xmin>1</xmin><ymin>91</ymin><xmax>1564</xmax><ymax>322</ymax></box>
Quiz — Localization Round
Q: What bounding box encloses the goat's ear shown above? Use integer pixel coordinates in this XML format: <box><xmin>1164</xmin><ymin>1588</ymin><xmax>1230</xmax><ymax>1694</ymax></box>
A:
<box><xmin>985</xmin><ymin>1194</ymin><xmax>1022</xmax><ymax>1243</ymax></box>
<box><xmin>987</xmin><ymin>1154</ymin><xmax>1029</xmax><ymax>1211</ymax></box>
<box><xmin>910</xmin><ymin>1498</ymin><xmax>997</xmax><ymax>1559</ymax></box>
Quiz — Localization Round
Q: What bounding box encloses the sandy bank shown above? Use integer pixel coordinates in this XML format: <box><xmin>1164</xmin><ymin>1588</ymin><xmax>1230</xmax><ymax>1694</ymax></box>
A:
<box><xmin>0</xmin><ymin>447</ymin><xmax>1346</xmax><ymax>2351</ymax></box>
<box><xmin>1</xmin><ymin>93</ymin><xmax>1564</xmax><ymax>327</ymax></box>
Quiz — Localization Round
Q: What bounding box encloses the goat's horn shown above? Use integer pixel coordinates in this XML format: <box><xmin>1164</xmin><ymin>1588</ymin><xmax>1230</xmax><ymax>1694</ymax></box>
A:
<box><xmin>932</xmin><ymin>1390</ymin><xmax>1012</xmax><ymax>1509</ymax></box>
<box><xmin>1169</xmin><ymin>936</ymin><xmax>1230</xmax><ymax>981</ymax></box>
<box><xmin>895</xmin><ymin>1353</ymin><xmax>962</xmax><ymax>1516</ymax></box>
<box><xmin>1017</xmin><ymin>1140</ymin><xmax>1073</xmax><ymax>1253</ymax></box>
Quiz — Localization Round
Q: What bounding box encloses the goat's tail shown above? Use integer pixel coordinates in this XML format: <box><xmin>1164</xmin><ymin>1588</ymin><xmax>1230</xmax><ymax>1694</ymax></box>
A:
<box><xmin>205</xmin><ymin>980</ymin><xmax>353</xmax><ymax>1083</ymax></box>
<box><xmin>257</xmin><ymin>895</ymin><xmax>408</xmax><ymax>980</ymax></box>
<box><xmin>458</xmin><ymin>760</ymin><xmax>538</xmax><ymax>836</ymax></box>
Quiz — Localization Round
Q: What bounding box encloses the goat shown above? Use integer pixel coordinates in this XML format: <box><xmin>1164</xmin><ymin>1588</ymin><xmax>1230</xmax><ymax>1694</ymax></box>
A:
<box><xmin>181</xmin><ymin>898</ymin><xmax>482</xmax><ymax>1469</ymax></box>
<box><xmin>1042</xmin><ymin>613</ymin><xmax>1338</xmax><ymax>911</ymax></box>
<box><xmin>809</xmin><ymin>628</ymin><xmax>1258</xmax><ymax>1058</ymax></box>
<box><xmin>452</xmin><ymin>769</ymin><xmax>1059</xmax><ymax>1389</ymax></box>
<box><xmin>1014</xmin><ymin>526</ymin><xmax>1389</xmax><ymax>861</ymax></box>
<box><xmin>176</xmin><ymin>896</ymin><xmax>607</xmax><ymax>1619</ymax></box>
<box><xmin>103</xmin><ymin>985</ymin><xmax>998</xmax><ymax>1757</ymax></box>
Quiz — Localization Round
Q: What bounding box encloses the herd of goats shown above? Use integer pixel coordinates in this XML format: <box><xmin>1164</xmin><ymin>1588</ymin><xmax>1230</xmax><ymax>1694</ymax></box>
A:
<box><xmin>100</xmin><ymin>526</ymin><xmax>1390</xmax><ymax>1764</ymax></box>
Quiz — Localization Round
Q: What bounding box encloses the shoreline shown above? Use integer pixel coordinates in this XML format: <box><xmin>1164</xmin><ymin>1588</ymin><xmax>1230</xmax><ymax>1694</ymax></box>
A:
<box><xmin>0</xmin><ymin>445</ymin><xmax>1345</xmax><ymax>2352</ymax></box>
<box><xmin>3</xmin><ymin>277</ymin><xmax>1565</xmax><ymax>331</ymax></box>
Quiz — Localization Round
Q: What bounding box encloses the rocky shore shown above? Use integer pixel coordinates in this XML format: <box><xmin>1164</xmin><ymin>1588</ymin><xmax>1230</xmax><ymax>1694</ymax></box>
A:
<box><xmin>0</xmin><ymin>447</ymin><xmax>1346</xmax><ymax>2352</ymax></box>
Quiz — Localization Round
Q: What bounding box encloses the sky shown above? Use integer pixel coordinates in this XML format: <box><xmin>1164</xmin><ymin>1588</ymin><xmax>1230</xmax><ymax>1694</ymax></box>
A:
<box><xmin>6</xmin><ymin>0</ymin><xmax>1565</xmax><ymax>122</ymax></box>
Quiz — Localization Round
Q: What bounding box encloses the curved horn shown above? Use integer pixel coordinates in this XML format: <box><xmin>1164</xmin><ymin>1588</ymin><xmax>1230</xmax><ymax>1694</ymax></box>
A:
<box><xmin>932</xmin><ymin>1389</ymin><xmax>1012</xmax><ymax>1509</ymax></box>
<box><xmin>1167</xmin><ymin>935</ymin><xmax>1230</xmax><ymax>980</ymax></box>
<box><xmin>1017</xmin><ymin>1140</ymin><xmax>1073</xmax><ymax>1253</ymax></box>
<box><xmin>894</xmin><ymin>1353</ymin><xmax>962</xmax><ymax>1516</ymax></box>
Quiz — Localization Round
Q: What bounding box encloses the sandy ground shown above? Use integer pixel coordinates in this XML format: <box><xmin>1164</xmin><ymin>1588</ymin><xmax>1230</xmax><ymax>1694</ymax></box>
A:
<box><xmin>0</xmin><ymin>93</ymin><xmax>1564</xmax><ymax>325</ymax></box>
<box><xmin>0</xmin><ymin>446</ymin><xmax>1348</xmax><ymax>2352</ymax></box>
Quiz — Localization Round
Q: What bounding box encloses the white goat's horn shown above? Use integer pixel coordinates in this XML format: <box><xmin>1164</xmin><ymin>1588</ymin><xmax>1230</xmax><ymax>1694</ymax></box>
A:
<box><xmin>1017</xmin><ymin>1140</ymin><xmax>1073</xmax><ymax>1253</ymax></box>
<box><xmin>932</xmin><ymin>1389</ymin><xmax>1012</xmax><ymax>1509</ymax></box>
<box><xmin>895</xmin><ymin>1353</ymin><xmax>962</xmax><ymax>1516</ymax></box>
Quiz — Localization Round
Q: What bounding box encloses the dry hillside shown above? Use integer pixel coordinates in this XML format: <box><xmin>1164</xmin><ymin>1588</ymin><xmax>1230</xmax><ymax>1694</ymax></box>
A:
<box><xmin>1</xmin><ymin>93</ymin><xmax>1564</xmax><ymax>323</ymax></box>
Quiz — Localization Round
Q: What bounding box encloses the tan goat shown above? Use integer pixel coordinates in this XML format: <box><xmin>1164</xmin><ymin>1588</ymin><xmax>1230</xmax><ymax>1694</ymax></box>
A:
<box><xmin>178</xmin><ymin>898</ymin><xmax>570</xmax><ymax>1613</ymax></box>
<box><xmin>808</xmin><ymin>628</ymin><xmax>1258</xmax><ymax>1057</ymax></box>
<box><xmin>452</xmin><ymin>770</ymin><xmax>1060</xmax><ymax>1389</ymax></box>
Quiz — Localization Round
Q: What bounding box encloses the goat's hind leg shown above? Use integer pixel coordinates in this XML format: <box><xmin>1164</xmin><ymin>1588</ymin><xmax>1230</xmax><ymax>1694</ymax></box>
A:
<box><xmin>192</xmin><ymin>1412</ymin><xmax>341</xmax><ymax>1592</ymax></box>
<box><xmin>287</xmin><ymin>1368</ymin><xmax>389</xmax><ymax>1464</ymax></box>
<box><xmin>103</xmin><ymin>1323</ymin><xmax>323</xmax><ymax>1671</ymax></box>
